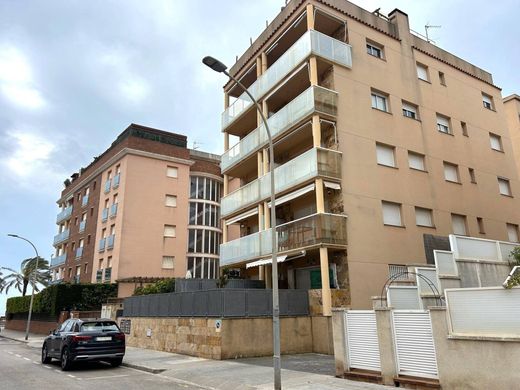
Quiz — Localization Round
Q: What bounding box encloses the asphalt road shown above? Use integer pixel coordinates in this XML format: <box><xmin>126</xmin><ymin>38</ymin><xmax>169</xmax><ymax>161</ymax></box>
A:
<box><xmin>0</xmin><ymin>338</ymin><xmax>206</xmax><ymax>389</ymax></box>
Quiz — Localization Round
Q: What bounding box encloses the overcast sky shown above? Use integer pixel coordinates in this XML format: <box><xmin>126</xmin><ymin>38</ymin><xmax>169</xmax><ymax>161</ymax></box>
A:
<box><xmin>0</xmin><ymin>0</ymin><xmax>518</xmax><ymax>315</ymax></box>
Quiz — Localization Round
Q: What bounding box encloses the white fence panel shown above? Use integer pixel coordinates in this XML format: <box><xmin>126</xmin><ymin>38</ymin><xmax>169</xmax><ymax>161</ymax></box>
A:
<box><xmin>345</xmin><ymin>311</ymin><xmax>381</xmax><ymax>371</ymax></box>
<box><xmin>415</xmin><ymin>267</ymin><xmax>440</xmax><ymax>295</ymax></box>
<box><xmin>499</xmin><ymin>242</ymin><xmax>517</xmax><ymax>261</ymax></box>
<box><xmin>434</xmin><ymin>250</ymin><xmax>458</xmax><ymax>276</ymax></box>
<box><xmin>392</xmin><ymin>311</ymin><xmax>438</xmax><ymax>379</ymax></box>
<box><xmin>387</xmin><ymin>286</ymin><xmax>421</xmax><ymax>309</ymax></box>
<box><xmin>450</xmin><ymin>235</ymin><xmax>499</xmax><ymax>260</ymax></box>
<box><xmin>445</xmin><ymin>287</ymin><xmax>520</xmax><ymax>337</ymax></box>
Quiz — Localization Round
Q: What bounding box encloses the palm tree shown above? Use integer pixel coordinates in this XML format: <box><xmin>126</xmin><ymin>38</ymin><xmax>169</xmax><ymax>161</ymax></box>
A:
<box><xmin>0</xmin><ymin>257</ymin><xmax>50</xmax><ymax>296</ymax></box>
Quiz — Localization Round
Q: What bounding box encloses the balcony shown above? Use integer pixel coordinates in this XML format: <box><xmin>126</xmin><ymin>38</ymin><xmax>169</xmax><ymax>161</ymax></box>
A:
<box><xmin>82</xmin><ymin>194</ymin><xmax>89</xmax><ymax>207</ymax></box>
<box><xmin>222</xmin><ymin>29</ymin><xmax>352</xmax><ymax>131</ymax></box>
<box><xmin>53</xmin><ymin>229</ymin><xmax>70</xmax><ymax>246</ymax></box>
<box><xmin>220</xmin><ymin>213</ymin><xmax>348</xmax><ymax>267</ymax></box>
<box><xmin>110</xmin><ymin>203</ymin><xmax>118</xmax><ymax>218</ymax></box>
<box><xmin>104</xmin><ymin>267</ymin><xmax>112</xmax><ymax>282</ymax></box>
<box><xmin>107</xmin><ymin>234</ymin><xmax>115</xmax><ymax>249</ymax></box>
<box><xmin>221</xmin><ymin>147</ymin><xmax>342</xmax><ymax>218</ymax></box>
<box><xmin>56</xmin><ymin>206</ymin><xmax>73</xmax><ymax>224</ymax></box>
<box><xmin>222</xmin><ymin>86</ymin><xmax>338</xmax><ymax>173</ymax></box>
<box><xmin>51</xmin><ymin>253</ymin><xmax>67</xmax><ymax>267</ymax></box>
<box><xmin>99</xmin><ymin>238</ymin><xmax>106</xmax><ymax>252</ymax></box>
<box><xmin>104</xmin><ymin>179</ymin><xmax>112</xmax><ymax>193</ymax></box>
<box><xmin>101</xmin><ymin>208</ymin><xmax>109</xmax><ymax>222</ymax></box>
<box><xmin>96</xmin><ymin>269</ymin><xmax>103</xmax><ymax>283</ymax></box>
<box><xmin>49</xmin><ymin>278</ymin><xmax>63</xmax><ymax>285</ymax></box>
<box><xmin>75</xmin><ymin>246</ymin><xmax>83</xmax><ymax>259</ymax></box>
<box><xmin>79</xmin><ymin>220</ymin><xmax>86</xmax><ymax>233</ymax></box>
<box><xmin>113</xmin><ymin>173</ymin><xmax>120</xmax><ymax>189</ymax></box>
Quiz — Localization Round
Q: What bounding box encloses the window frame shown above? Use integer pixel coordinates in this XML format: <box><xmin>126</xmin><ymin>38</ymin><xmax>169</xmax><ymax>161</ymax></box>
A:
<box><xmin>416</xmin><ymin>62</ymin><xmax>430</xmax><ymax>82</ymax></box>
<box><xmin>382</xmin><ymin>201</ymin><xmax>403</xmax><ymax>227</ymax></box>
<box><xmin>489</xmin><ymin>133</ymin><xmax>503</xmax><ymax>152</ymax></box>
<box><xmin>371</xmin><ymin>90</ymin><xmax>390</xmax><ymax>113</ymax></box>
<box><xmin>402</xmin><ymin>101</ymin><xmax>419</xmax><ymax>120</ymax></box>
<box><xmin>482</xmin><ymin>93</ymin><xmax>494</xmax><ymax>110</ymax></box>
<box><xmin>376</xmin><ymin>143</ymin><xmax>396</xmax><ymax>168</ymax></box>
<box><xmin>436</xmin><ymin>114</ymin><xmax>452</xmax><ymax>135</ymax></box>
<box><xmin>443</xmin><ymin>162</ymin><xmax>460</xmax><ymax>183</ymax></box>
<box><xmin>366</xmin><ymin>40</ymin><xmax>384</xmax><ymax>59</ymax></box>
<box><xmin>498</xmin><ymin>177</ymin><xmax>512</xmax><ymax>197</ymax></box>
<box><xmin>415</xmin><ymin>207</ymin><xmax>434</xmax><ymax>228</ymax></box>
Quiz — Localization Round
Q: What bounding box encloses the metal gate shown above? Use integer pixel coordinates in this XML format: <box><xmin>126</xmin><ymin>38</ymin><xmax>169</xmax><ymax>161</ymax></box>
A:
<box><xmin>392</xmin><ymin>311</ymin><xmax>438</xmax><ymax>379</ymax></box>
<box><xmin>344</xmin><ymin>310</ymin><xmax>381</xmax><ymax>371</ymax></box>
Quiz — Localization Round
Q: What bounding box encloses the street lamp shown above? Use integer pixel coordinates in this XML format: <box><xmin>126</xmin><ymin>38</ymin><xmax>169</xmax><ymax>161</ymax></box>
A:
<box><xmin>7</xmin><ymin>234</ymin><xmax>40</xmax><ymax>341</ymax></box>
<box><xmin>203</xmin><ymin>56</ymin><xmax>282</xmax><ymax>389</ymax></box>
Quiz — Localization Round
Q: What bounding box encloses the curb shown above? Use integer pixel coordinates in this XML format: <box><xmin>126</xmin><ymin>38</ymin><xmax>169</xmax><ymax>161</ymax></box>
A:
<box><xmin>122</xmin><ymin>361</ymin><xmax>165</xmax><ymax>374</ymax></box>
<box><xmin>0</xmin><ymin>334</ymin><xmax>28</xmax><ymax>344</ymax></box>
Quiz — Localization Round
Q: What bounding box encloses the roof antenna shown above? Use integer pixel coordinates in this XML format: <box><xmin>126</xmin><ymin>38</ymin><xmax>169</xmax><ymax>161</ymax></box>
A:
<box><xmin>425</xmin><ymin>23</ymin><xmax>441</xmax><ymax>43</ymax></box>
<box><xmin>192</xmin><ymin>141</ymin><xmax>204</xmax><ymax>150</ymax></box>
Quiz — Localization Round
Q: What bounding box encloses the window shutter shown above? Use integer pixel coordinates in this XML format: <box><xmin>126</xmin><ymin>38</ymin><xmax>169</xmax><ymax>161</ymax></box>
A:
<box><xmin>376</xmin><ymin>144</ymin><xmax>395</xmax><ymax>167</ymax></box>
<box><xmin>417</xmin><ymin>64</ymin><xmax>428</xmax><ymax>80</ymax></box>
<box><xmin>165</xmin><ymin>195</ymin><xmax>177</xmax><ymax>207</ymax></box>
<box><xmin>167</xmin><ymin>166</ymin><xmax>178</xmax><ymax>178</ymax></box>
<box><xmin>498</xmin><ymin>178</ymin><xmax>511</xmax><ymax>196</ymax></box>
<box><xmin>490</xmin><ymin>134</ymin><xmax>502</xmax><ymax>151</ymax></box>
<box><xmin>408</xmin><ymin>153</ymin><xmax>425</xmax><ymax>170</ymax></box>
<box><xmin>437</xmin><ymin>115</ymin><xmax>449</xmax><ymax>127</ymax></box>
<box><xmin>383</xmin><ymin>202</ymin><xmax>402</xmax><ymax>226</ymax></box>
<box><xmin>162</xmin><ymin>256</ymin><xmax>175</xmax><ymax>269</ymax></box>
<box><xmin>444</xmin><ymin>163</ymin><xmax>459</xmax><ymax>182</ymax></box>
<box><xmin>452</xmin><ymin>214</ymin><xmax>467</xmax><ymax>235</ymax></box>
<box><xmin>416</xmin><ymin>208</ymin><xmax>433</xmax><ymax>227</ymax></box>
<box><xmin>507</xmin><ymin>224</ymin><xmax>519</xmax><ymax>243</ymax></box>
<box><xmin>164</xmin><ymin>225</ymin><xmax>176</xmax><ymax>237</ymax></box>
<box><xmin>402</xmin><ymin>102</ymin><xmax>417</xmax><ymax>115</ymax></box>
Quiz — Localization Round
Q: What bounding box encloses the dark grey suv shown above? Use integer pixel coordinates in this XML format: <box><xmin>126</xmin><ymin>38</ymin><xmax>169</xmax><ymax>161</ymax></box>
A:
<box><xmin>42</xmin><ymin>318</ymin><xmax>125</xmax><ymax>371</ymax></box>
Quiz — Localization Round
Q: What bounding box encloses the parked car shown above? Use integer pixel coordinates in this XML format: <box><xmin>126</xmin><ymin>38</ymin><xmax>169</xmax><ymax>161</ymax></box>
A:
<box><xmin>42</xmin><ymin>318</ymin><xmax>125</xmax><ymax>371</ymax></box>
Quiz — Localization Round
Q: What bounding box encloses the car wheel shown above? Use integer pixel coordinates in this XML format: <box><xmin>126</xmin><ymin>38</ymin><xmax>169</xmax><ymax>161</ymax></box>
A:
<box><xmin>110</xmin><ymin>357</ymin><xmax>123</xmax><ymax>367</ymax></box>
<box><xmin>41</xmin><ymin>343</ymin><xmax>52</xmax><ymax>364</ymax></box>
<box><xmin>60</xmin><ymin>347</ymin><xmax>72</xmax><ymax>371</ymax></box>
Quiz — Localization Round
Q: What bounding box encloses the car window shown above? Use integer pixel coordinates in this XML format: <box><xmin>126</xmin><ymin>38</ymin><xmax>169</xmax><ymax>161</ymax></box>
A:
<box><xmin>63</xmin><ymin>320</ymin><xmax>74</xmax><ymax>333</ymax></box>
<box><xmin>80</xmin><ymin>321</ymin><xmax>120</xmax><ymax>332</ymax></box>
<box><xmin>58</xmin><ymin>320</ymin><xmax>70</xmax><ymax>332</ymax></box>
<box><xmin>73</xmin><ymin>322</ymin><xmax>80</xmax><ymax>332</ymax></box>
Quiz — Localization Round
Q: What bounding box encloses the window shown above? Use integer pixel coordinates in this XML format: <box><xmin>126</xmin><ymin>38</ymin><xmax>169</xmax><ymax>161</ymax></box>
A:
<box><xmin>461</xmin><ymin>122</ymin><xmax>468</xmax><ymax>137</ymax></box>
<box><xmin>439</xmin><ymin>71</ymin><xmax>446</xmax><ymax>86</ymax></box>
<box><xmin>165</xmin><ymin>195</ymin><xmax>177</xmax><ymax>207</ymax></box>
<box><xmin>371</xmin><ymin>90</ymin><xmax>389</xmax><ymax>112</ymax></box>
<box><xmin>482</xmin><ymin>93</ymin><xmax>494</xmax><ymax>110</ymax></box>
<box><xmin>166</xmin><ymin>166</ymin><xmax>178</xmax><ymax>178</ymax></box>
<box><xmin>402</xmin><ymin>101</ymin><xmax>418</xmax><ymax>119</ymax></box>
<box><xmin>164</xmin><ymin>225</ymin><xmax>176</xmax><ymax>237</ymax></box>
<box><xmin>366</xmin><ymin>40</ymin><xmax>384</xmax><ymax>59</ymax></box>
<box><xmin>107</xmin><ymin>256</ymin><xmax>112</xmax><ymax>268</ymax></box>
<box><xmin>477</xmin><ymin>217</ymin><xmax>485</xmax><ymax>234</ymax></box>
<box><xmin>382</xmin><ymin>201</ymin><xmax>403</xmax><ymax>226</ymax></box>
<box><xmin>436</xmin><ymin>114</ymin><xmax>451</xmax><ymax>134</ymax></box>
<box><xmin>489</xmin><ymin>133</ymin><xmax>503</xmax><ymax>151</ymax></box>
<box><xmin>415</xmin><ymin>207</ymin><xmax>434</xmax><ymax>227</ymax></box>
<box><xmin>468</xmin><ymin>168</ymin><xmax>476</xmax><ymax>183</ymax></box>
<box><xmin>443</xmin><ymin>162</ymin><xmax>460</xmax><ymax>183</ymax></box>
<box><xmin>416</xmin><ymin>63</ymin><xmax>429</xmax><ymax>81</ymax></box>
<box><xmin>162</xmin><ymin>256</ymin><xmax>174</xmax><ymax>269</ymax></box>
<box><xmin>451</xmin><ymin>214</ymin><xmax>467</xmax><ymax>235</ymax></box>
<box><xmin>507</xmin><ymin>223</ymin><xmax>519</xmax><ymax>243</ymax></box>
<box><xmin>376</xmin><ymin>143</ymin><xmax>396</xmax><ymax>167</ymax></box>
<box><xmin>84</xmin><ymin>263</ymin><xmax>88</xmax><ymax>273</ymax></box>
<box><xmin>99</xmin><ymin>258</ymin><xmax>104</xmax><ymax>269</ymax></box>
<box><xmin>498</xmin><ymin>177</ymin><xmax>512</xmax><ymax>196</ymax></box>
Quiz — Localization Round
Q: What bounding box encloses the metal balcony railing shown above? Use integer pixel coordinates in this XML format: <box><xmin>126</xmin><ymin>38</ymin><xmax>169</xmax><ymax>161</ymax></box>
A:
<box><xmin>75</xmin><ymin>246</ymin><xmax>83</xmax><ymax>259</ymax></box>
<box><xmin>113</xmin><ymin>174</ymin><xmax>120</xmax><ymax>189</ymax></box>
<box><xmin>104</xmin><ymin>179</ymin><xmax>112</xmax><ymax>193</ymax></box>
<box><xmin>53</xmin><ymin>229</ymin><xmax>70</xmax><ymax>246</ymax></box>
<box><xmin>110</xmin><ymin>203</ymin><xmax>118</xmax><ymax>218</ymax></box>
<box><xmin>221</xmin><ymin>29</ymin><xmax>352</xmax><ymax>130</ymax></box>
<box><xmin>107</xmin><ymin>234</ymin><xmax>115</xmax><ymax>249</ymax></box>
<box><xmin>56</xmin><ymin>206</ymin><xmax>73</xmax><ymax>224</ymax></box>
<box><xmin>101</xmin><ymin>208</ymin><xmax>109</xmax><ymax>222</ymax></box>
<box><xmin>99</xmin><ymin>238</ymin><xmax>106</xmax><ymax>252</ymax></box>
<box><xmin>50</xmin><ymin>253</ymin><xmax>67</xmax><ymax>267</ymax></box>
<box><xmin>79</xmin><ymin>220</ymin><xmax>86</xmax><ymax>233</ymax></box>
<box><xmin>82</xmin><ymin>195</ymin><xmax>89</xmax><ymax>207</ymax></box>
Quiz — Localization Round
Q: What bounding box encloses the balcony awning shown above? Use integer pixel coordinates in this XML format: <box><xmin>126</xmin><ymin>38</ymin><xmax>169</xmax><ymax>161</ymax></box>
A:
<box><xmin>267</xmin><ymin>183</ymin><xmax>315</xmax><ymax>208</ymax></box>
<box><xmin>324</xmin><ymin>181</ymin><xmax>341</xmax><ymax>190</ymax></box>
<box><xmin>226</xmin><ymin>207</ymin><xmax>259</xmax><ymax>225</ymax></box>
<box><xmin>246</xmin><ymin>255</ymin><xmax>288</xmax><ymax>269</ymax></box>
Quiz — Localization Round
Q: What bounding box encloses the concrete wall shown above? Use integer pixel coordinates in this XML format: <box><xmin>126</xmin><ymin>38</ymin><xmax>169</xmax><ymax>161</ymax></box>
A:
<box><xmin>122</xmin><ymin>315</ymin><xmax>332</xmax><ymax>359</ymax></box>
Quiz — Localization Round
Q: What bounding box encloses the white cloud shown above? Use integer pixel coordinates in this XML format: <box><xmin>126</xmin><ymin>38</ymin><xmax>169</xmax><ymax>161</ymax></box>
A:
<box><xmin>0</xmin><ymin>44</ymin><xmax>46</xmax><ymax>109</ymax></box>
<box><xmin>4</xmin><ymin>131</ymin><xmax>56</xmax><ymax>177</ymax></box>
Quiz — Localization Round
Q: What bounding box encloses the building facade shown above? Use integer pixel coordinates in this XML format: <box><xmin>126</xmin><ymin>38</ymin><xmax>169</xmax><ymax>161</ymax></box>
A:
<box><xmin>504</xmin><ymin>94</ymin><xmax>520</xmax><ymax>184</ymax></box>
<box><xmin>50</xmin><ymin>124</ymin><xmax>222</xmax><ymax>297</ymax></box>
<box><xmin>218</xmin><ymin>0</ymin><xmax>520</xmax><ymax>310</ymax></box>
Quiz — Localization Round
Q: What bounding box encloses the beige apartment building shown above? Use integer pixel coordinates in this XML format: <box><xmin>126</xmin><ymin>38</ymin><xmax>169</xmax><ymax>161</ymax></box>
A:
<box><xmin>51</xmin><ymin>124</ymin><xmax>222</xmax><ymax>297</ymax></box>
<box><xmin>504</xmin><ymin>94</ymin><xmax>520</xmax><ymax>177</ymax></box>
<box><xmin>218</xmin><ymin>0</ymin><xmax>520</xmax><ymax>310</ymax></box>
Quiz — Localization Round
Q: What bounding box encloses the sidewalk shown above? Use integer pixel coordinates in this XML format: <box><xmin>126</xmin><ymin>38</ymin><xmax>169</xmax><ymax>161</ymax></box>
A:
<box><xmin>0</xmin><ymin>328</ymin><xmax>389</xmax><ymax>389</ymax></box>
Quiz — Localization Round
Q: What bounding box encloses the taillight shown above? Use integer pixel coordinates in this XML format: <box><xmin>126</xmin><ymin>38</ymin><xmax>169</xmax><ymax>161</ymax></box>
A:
<box><xmin>114</xmin><ymin>333</ymin><xmax>125</xmax><ymax>341</ymax></box>
<box><xmin>71</xmin><ymin>335</ymin><xmax>92</xmax><ymax>342</ymax></box>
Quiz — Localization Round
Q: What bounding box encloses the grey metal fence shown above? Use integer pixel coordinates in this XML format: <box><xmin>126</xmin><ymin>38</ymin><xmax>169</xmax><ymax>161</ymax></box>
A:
<box><xmin>123</xmin><ymin>289</ymin><xmax>308</xmax><ymax>317</ymax></box>
<box><xmin>174</xmin><ymin>278</ymin><xmax>265</xmax><ymax>292</ymax></box>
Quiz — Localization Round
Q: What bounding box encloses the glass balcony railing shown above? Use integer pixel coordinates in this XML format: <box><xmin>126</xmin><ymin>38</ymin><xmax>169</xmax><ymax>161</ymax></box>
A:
<box><xmin>220</xmin><ymin>213</ymin><xmax>348</xmax><ymax>267</ymax></box>
<box><xmin>107</xmin><ymin>234</ymin><xmax>115</xmax><ymax>249</ymax></box>
<box><xmin>222</xmin><ymin>29</ymin><xmax>352</xmax><ymax>131</ymax></box>
<box><xmin>104</xmin><ymin>179</ymin><xmax>112</xmax><ymax>193</ymax></box>
<box><xmin>53</xmin><ymin>229</ymin><xmax>70</xmax><ymax>245</ymax></box>
<box><xmin>51</xmin><ymin>253</ymin><xmax>67</xmax><ymax>267</ymax></box>
<box><xmin>221</xmin><ymin>147</ymin><xmax>342</xmax><ymax>217</ymax></box>
<box><xmin>56</xmin><ymin>206</ymin><xmax>73</xmax><ymax>224</ymax></box>
<box><xmin>75</xmin><ymin>246</ymin><xmax>83</xmax><ymax>259</ymax></box>
<box><xmin>104</xmin><ymin>267</ymin><xmax>112</xmax><ymax>282</ymax></box>
<box><xmin>113</xmin><ymin>174</ymin><xmax>120</xmax><ymax>188</ymax></box>
<box><xmin>101</xmin><ymin>208</ymin><xmax>109</xmax><ymax>222</ymax></box>
<box><xmin>222</xmin><ymin>85</ymin><xmax>338</xmax><ymax>173</ymax></box>
<box><xmin>49</xmin><ymin>278</ymin><xmax>63</xmax><ymax>285</ymax></box>
<box><xmin>79</xmin><ymin>220</ymin><xmax>86</xmax><ymax>233</ymax></box>
<box><xmin>82</xmin><ymin>195</ymin><xmax>89</xmax><ymax>207</ymax></box>
<box><xmin>99</xmin><ymin>238</ymin><xmax>106</xmax><ymax>252</ymax></box>
<box><xmin>110</xmin><ymin>203</ymin><xmax>118</xmax><ymax>218</ymax></box>
<box><xmin>96</xmin><ymin>269</ymin><xmax>103</xmax><ymax>283</ymax></box>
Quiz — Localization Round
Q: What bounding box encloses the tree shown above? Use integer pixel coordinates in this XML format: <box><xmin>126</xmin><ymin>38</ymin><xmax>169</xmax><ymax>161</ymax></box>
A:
<box><xmin>0</xmin><ymin>257</ymin><xmax>50</xmax><ymax>296</ymax></box>
<box><xmin>505</xmin><ymin>247</ymin><xmax>520</xmax><ymax>289</ymax></box>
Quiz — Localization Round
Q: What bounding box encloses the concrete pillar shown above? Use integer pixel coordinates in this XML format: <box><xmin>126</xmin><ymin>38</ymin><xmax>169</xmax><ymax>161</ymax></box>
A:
<box><xmin>259</xmin><ymin>265</ymin><xmax>265</xmax><ymax>281</ymax></box>
<box><xmin>315</xmin><ymin>178</ymin><xmax>325</xmax><ymax>213</ymax></box>
<box><xmin>263</xmin><ymin>148</ymin><xmax>269</xmax><ymax>175</ymax></box>
<box><xmin>256</xmin><ymin>56</ymin><xmax>262</xmax><ymax>77</ymax></box>
<box><xmin>309</xmin><ymin>56</ymin><xmax>318</xmax><ymax>86</ymax></box>
<box><xmin>224</xmin><ymin>92</ymin><xmax>229</xmax><ymax>109</ymax></box>
<box><xmin>306</xmin><ymin>4</ymin><xmax>315</xmax><ymax>30</ymax></box>
<box><xmin>264</xmin><ymin>202</ymin><xmax>271</xmax><ymax>229</ymax></box>
<box><xmin>331</xmin><ymin>308</ymin><xmax>347</xmax><ymax>377</ymax></box>
<box><xmin>224</xmin><ymin>132</ymin><xmax>229</xmax><ymax>151</ymax></box>
<box><xmin>222</xmin><ymin>220</ymin><xmax>228</xmax><ymax>243</ymax></box>
<box><xmin>375</xmin><ymin>308</ymin><xmax>398</xmax><ymax>386</ymax></box>
<box><xmin>223</xmin><ymin>174</ymin><xmax>229</xmax><ymax>196</ymax></box>
<box><xmin>311</xmin><ymin>115</ymin><xmax>321</xmax><ymax>147</ymax></box>
<box><xmin>265</xmin><ymin>265</ymin><xmax>272</xmax><ymax>288</ymax></box>
<box><xmin>320</xmin><ymin>247</ymin><xmax>332</xmax><ymax>316</ymax></box>
<box><xmin>261</xmin><ymin>52</ymin><xmax>267</xmax><ymax>73</ymax></box>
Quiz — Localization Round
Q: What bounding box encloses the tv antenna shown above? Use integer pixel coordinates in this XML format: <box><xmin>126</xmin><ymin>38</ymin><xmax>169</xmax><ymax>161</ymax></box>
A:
<box><xmin>192</xmin><ymin>141</ymin><xmax>204</xmax><ymax>150</ymax></box>
<box><xmin>425</xmin><ymin>23</ymin><xmax>441</xmax><ymax>43</ymax></box>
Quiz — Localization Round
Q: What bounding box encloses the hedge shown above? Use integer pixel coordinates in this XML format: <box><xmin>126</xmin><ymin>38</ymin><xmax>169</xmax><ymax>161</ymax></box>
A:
<box><xmin>6</xmin><ymin>283</ymin><xmax>117</xmax><ymax>317</ymax></box>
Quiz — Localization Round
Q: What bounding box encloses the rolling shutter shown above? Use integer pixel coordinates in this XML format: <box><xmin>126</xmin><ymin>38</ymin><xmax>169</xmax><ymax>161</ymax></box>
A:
<box><xmin>345</xmin><ymin>311</ymin><xmax>381</xmax><ymax>371</ymax></box>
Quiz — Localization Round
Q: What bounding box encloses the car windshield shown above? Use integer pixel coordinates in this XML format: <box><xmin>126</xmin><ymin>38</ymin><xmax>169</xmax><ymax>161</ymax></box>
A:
<box><xmin>80</xmin><ymin>321</ymin><xmax>119</xmax><ymax>332</ymax></box>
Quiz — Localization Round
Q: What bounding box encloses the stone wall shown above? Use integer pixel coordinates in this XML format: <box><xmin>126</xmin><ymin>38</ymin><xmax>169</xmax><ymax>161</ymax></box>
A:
<box><xmin>122</xmin><ymin>315</ymin><xmax>333</xmax><ymax>359</ymax></box>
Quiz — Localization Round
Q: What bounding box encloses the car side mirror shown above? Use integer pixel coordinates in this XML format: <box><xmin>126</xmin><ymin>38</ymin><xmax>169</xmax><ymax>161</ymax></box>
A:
<box><xmin>51</xmin><ymin>329</ymin><xmax>57</xmax><ymax>335</ymax></box>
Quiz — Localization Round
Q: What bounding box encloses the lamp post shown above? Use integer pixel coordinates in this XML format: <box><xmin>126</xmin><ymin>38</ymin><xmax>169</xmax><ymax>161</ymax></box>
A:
<box><xmin>203</xmin><ymin>56</ymin><xmax>281</xmax><ymax>389</ymax></box>
<box><xmin>7</xmin><ymin>234</ymin><xmax>40</xmax><ymax>341</ymax></box>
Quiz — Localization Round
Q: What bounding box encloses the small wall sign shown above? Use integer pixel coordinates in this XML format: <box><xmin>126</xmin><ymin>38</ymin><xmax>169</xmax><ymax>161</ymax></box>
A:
<box><xmin>215</xmin><ymin>319</ymin><xmax>222</xmax><ymax>332</ymax></box>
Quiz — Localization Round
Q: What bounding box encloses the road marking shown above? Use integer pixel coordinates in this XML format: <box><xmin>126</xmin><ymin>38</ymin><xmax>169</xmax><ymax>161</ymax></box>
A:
<box><xmin>15</xmin><ymin>354</ymin><xmax>21</xmax><ymax>357</ymax></box>
<box><xmin>23</xmin><ymin>357</ymin><xmax>31</xmax><ymax>361</ymax></box>
<box><xmin>67</xmin><ymin>374</ymin><xmax>76</xmax><ymax>378</ymax></box>
<box><xmin>7</xmin><ymin>351</ymin><xmax>13</xmax><ymax>354</ymax></box>
<box><xmin>82</xmin><ymin>374</ymin><xmax>129</xmax><ymax>380</ymax></box>
<box><xmin>123</xmin><ymin>366</ymin><xmax>216</xmax><ymax>390</ymax></box>
<box><xmin>43</xmin><ymin>365</ymin><xmax>52</xmax><ymax>369</ymax></box>
<box><xmin>32</xmin><ymin>361</ymin><xmax>39</xmax><ymax>365</ymax></box>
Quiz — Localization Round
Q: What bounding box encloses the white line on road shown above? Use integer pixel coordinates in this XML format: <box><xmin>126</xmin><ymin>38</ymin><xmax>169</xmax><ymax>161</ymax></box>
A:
<box><xmin>32</xmin><ymin>361</ymin><xmax>39</xmax><ymax>365</ymax></box>
<box><xmin>43</xmin><ymin>365</ymin><xmax>52</xmax><ymax>369</ymax></box>
<box><xmin>23</xmin><ymin>357</ymin><xmax>30</xmax><ymax>361</ymax></box>
<box><xmin>15</xmin><ymin>354</ymin><xmax>21</xmax><ymax>357</ymax></box>
<box><xmin>67</xmin><ymin>374</ymin><xmax>76</xmax><ymax>378</ymax></box>
<box><xmin>82</xmin><ymin>374</ymin><xmax>129</xmax><ymax>380</ymax></box>
<box><xmin>7</xmin><ymin>351</ymin><xmax>13</xmax><ymax>354</ymax></box>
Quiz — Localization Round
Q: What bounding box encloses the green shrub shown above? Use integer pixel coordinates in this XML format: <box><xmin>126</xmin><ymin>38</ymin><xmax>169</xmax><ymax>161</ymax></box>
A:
<box><xmin>133</xmin><ymin>279</ymin><xmax>175</xmax><ymax>296</ymax></box>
